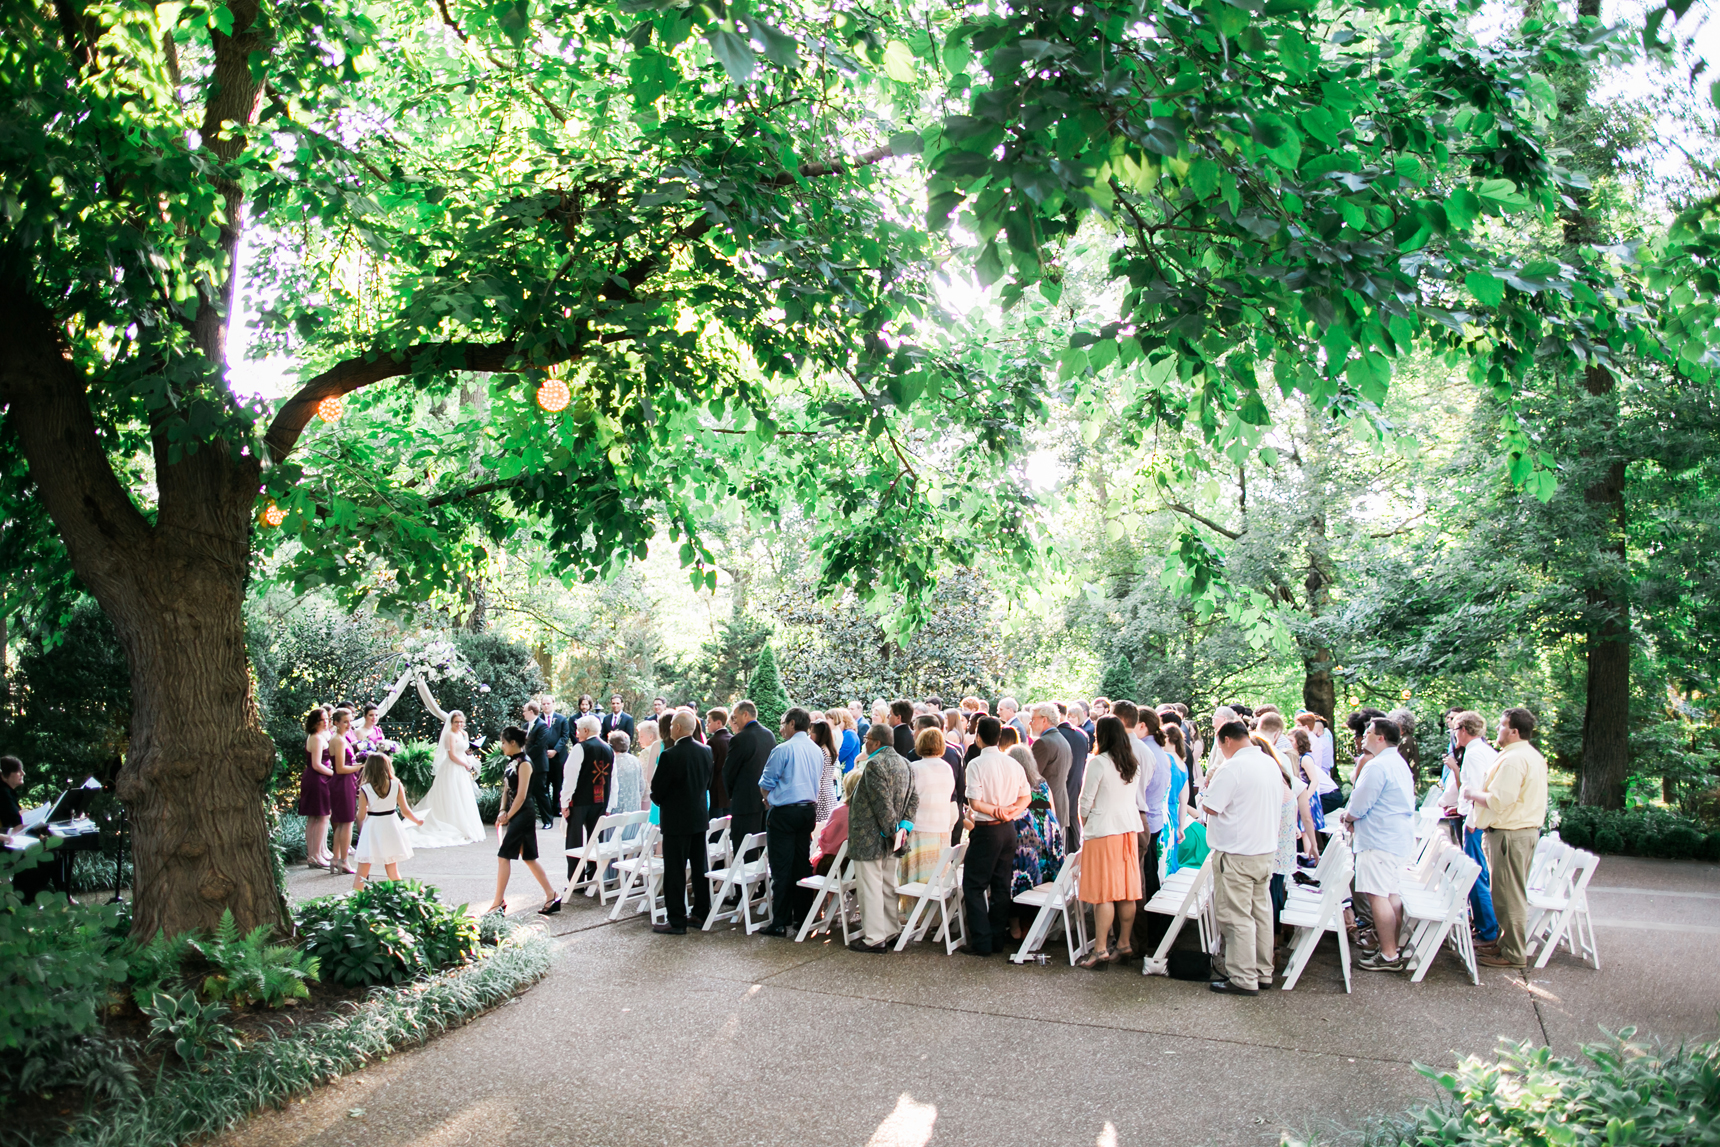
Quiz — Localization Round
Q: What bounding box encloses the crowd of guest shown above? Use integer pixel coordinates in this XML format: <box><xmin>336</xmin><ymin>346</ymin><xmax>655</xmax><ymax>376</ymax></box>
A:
<box><xmin>329</xmin><ymin>685</ymin><xmax>1547</xmax><ymax>987</ymax></box>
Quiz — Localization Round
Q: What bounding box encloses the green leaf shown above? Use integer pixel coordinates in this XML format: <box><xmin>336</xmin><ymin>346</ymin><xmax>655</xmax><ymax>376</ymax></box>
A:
<box><xmin>1464</xmin><ymin>271</ymin><xmax>1505</xmax><ymax>308</ymax></box>
<box><xmin>1475</xmin><ymin>178</ymin><xmax>1529</xmax><ymax>211</ymax></box>
<box><xmin>707</xmin><ymin>29</ymin><xmax>756</xmax><ymax>82</ymax></box>
<box><xmin>1297</xmin><ymin>107</ymin><xmax>1340</xmax><ymax>149</ymax></box>
<box><xmin>1188</xmin><ymin>157</ymin><xmax>1221</xmax><ymax>199</ymax></box>
<box><xmin>751</xmin><ymin>19</ymin><xmax>801</xmax><ymax>68</ymax></box>
<box><xmin>883</xmin><ymin>39</ymin><xmax>918</xmax><ymax>83</ymax></box>
<box><xmin>975</xmin><ymin>240</ymin><xmax>1005</xmax><ymax>286</ymax></box>
<box><xmin>209</xmin><ymin>4</ymin><xmax>234</xmax><ymax>35</ymax></box>
<box><xmin>888</xmin><ymin>130</ymin><xmax>924</xmax><ymax>156</ymax></box>
<box><xmin>1445</xmin><ymin>187</ymin><xmax>1481</xmax><ymax>230</ymax></box>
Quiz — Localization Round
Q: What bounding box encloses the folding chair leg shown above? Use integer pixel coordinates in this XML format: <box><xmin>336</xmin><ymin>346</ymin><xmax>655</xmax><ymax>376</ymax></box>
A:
<box><xmin>1279</xmin><ymin>925</ymin><xmax>1321</xmax><ymax>990</ymax></box>
<box><xmin>1010</xmin><ymin>904</ymin><xmax>1054</xmax><ymax>964</ymax></box>
<box><xmin>894</xmin><ymin>895</ymin><xmax>933</xmax><ymax>951</ymax></box>
<box><xmin>1533</xmin><ymin>907</ymin><xmax>1577</xmax><ymax>969</ymax></box>
<box><xmin>1142</xmin><ymin>907</ymin><xmax>1191</xmax><ymax>976</ymax></box>
<box><xmin>1409</xmin><ymin>920</ymin><xmax>1456</xmax><ymax>983</ymax></box>
<box><xmin>1337</xmin><ymin>924</ymin><xmax>1352</xmax><ymax>993</ymax></box>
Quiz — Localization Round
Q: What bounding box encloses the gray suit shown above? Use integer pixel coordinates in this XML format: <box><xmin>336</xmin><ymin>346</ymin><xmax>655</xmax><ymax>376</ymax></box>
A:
<box><xmin>1031</xmin><ymin>731</ymin><xmax>1072</xmax><ymax>838</ymax></box>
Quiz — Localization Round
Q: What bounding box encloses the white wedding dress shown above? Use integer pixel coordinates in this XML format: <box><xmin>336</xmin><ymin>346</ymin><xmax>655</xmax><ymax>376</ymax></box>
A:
<box><xmin>404</xmin><ymin>679</ymin><xmax>486</xmax><ymax>848</ymax></box>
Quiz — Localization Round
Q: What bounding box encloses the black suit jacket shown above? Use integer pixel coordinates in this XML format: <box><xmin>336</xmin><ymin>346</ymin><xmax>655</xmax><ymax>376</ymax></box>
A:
<box><xmin>1058</xmin><ymin>722</ymin><xmax>1091</xmax><ymax>811</ymax></box>
<box><xmin>526</xmin><ymin>716</ymin><xmax>550</xmax><ymax>772</ymax></box>
<box><xmin>601</xmin><ymin>711</ymin><xmax>636</xmax><ymax>742</ymax></box>
<box><xmin>545</xmin><ymin>713</ymin><xmax>570</xmax><ymax>768</ymax></box>
<box><xmin>893</xmin><ymin>722</ymin><xmax>916</xmax><ymax>759</ymax></box>
<box><xmin>723</xmin><ymin>720</ymin><xmax>776</xmax><ymax>830</ymax></box>
<box><xmin>651</xmin><ymin>736</ymin><xmax>713</xmax><ymax>835</ymax></box>
<box><xmin>708</xmin><ymin>727</ymin><xmax>732</xmax><ymax>808</ymax></box>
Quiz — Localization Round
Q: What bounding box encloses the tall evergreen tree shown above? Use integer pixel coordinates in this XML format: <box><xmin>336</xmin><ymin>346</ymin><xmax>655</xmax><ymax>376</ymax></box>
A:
<box><xmin>746</xmin><ymin>645</ymin><xmax>791</xmax><ymax>732</ymax></box>
<box><xmin>1099</xmin><ymin>654</ymin><xmax>1140</xmax><ymax>703</ymax></box>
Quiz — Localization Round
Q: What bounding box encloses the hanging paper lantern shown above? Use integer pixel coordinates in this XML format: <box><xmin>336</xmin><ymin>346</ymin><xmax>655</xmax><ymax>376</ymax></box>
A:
<box><xmin>316</xmin><ymin>395</ymin><xmax>345</xmax><ymax>423</ymax></box>
<box><xmin>262</xmin><ymin>503</ymin><xmax>286</xmax><ymax>527</ymax></box>
<box><xmin>536</xmin><ymin>378</ymin><xmax>571</xmax><ymax>413</ymax></box>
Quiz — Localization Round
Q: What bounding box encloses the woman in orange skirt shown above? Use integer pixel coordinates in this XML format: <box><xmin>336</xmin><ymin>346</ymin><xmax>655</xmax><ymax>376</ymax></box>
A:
<box><xmin>1076</xmin><ymin>715</ymin><xmax>1144</xmax><ymax>967</ymax></box>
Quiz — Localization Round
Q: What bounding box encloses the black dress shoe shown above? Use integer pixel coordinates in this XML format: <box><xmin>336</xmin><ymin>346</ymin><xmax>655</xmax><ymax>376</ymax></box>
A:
<box><xmin>652</xmin><ymin>923</ymin><xmax>687</xmax><ymax>935</ymax></box>
<box><xmin>537</xmin><ymin>898</ymin><xmax>563</xmax><ymax>915</ymax></box>
<box><xmin>760</xmin><ymin>924</ymin><xmax>789</xmax><ymax>937</ymax></box>
<box><xmin>540</xmin><ymin>820</ymin><xmax>554</xmax><ymax>830</ymax></box>
<box><xmin>961</xmin><ymin>945</ymin><xmax>994</xmax><ymax>957</ymax></box>
<box><xmin>847</xmin><ymin>939</ymin><xmax>889</xmax><ymax>953</ymax></box>
<box><xmin>1208</xmin><ymin>979</ymin><xmax>1259</xmax><ymax>996</ymax></box>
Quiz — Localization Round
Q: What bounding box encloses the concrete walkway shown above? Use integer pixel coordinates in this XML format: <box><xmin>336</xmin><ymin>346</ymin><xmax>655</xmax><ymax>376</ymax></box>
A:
<box><xmin>230</xmin><ymin>834</ymin><xmax>1720</xmax><ymax>1147</ymax></box>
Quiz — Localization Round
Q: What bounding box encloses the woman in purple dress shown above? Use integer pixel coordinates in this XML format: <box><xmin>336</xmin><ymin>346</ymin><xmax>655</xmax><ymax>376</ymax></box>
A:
<box><xmin>298</xmin><ymin>709</ymin><xmax>334</xmax><ymax>868</ymax></box>
<box><xmin>327</xmin><ymin>707</ymin><xmax>361</xmax><ymax>874</ymax></box>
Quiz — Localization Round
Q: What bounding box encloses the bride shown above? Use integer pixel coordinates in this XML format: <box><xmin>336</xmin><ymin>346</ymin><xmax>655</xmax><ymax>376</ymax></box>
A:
<box><xmin>405</xmin><ymin>676</ymin><xmax>487</xmax><ymax>847</ymax></box>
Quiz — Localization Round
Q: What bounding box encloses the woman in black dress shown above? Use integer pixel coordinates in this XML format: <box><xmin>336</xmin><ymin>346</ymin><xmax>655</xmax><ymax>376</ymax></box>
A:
<box><xmin>485</xmin><ymin>725</ymin><xmax>562</xmax><ymax>916</ymax></box>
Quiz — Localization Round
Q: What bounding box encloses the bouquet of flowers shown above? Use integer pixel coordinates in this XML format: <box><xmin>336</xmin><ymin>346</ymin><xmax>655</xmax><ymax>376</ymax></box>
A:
<box><xmin>400</xmin><ymin>637</ymin><xmax>474</xmax><ymax>685</ymax></box>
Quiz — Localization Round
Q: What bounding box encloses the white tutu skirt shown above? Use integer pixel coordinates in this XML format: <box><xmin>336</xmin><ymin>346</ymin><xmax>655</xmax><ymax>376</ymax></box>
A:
<box><xmin>405</xmin><ymin>759</ymin><xmax>487</xmax><ymax>848</ymax></box>
<box><xmin>355</xmin><ymin>813</ymin><xmax>414</xmax><ymax>866</ymax></box>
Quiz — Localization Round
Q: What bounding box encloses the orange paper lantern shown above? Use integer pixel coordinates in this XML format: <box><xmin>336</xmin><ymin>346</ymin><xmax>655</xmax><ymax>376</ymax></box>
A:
<box><xmin>316</xmin><ymin>395</ymin><xmax>344</xmax><ymax>423</ymax></box>
<box><xmin>262</xmin><ymin>503</ymin><xmax>286</xmax><ymax>527</ymax></box>
<box><xmin>536</xmin><ymin>379</ymin><xmax>571</xmax><ymax>412</ymax></box>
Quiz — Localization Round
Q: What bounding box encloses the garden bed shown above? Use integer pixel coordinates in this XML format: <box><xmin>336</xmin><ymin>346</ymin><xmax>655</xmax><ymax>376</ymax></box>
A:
<box><xmin>20</xmin><ymin>928</ymin><xmax>549</xmax><ymax>1147</ymax></box>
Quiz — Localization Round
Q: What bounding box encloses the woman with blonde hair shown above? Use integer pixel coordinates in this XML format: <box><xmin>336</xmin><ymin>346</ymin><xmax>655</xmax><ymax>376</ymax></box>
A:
<box><xmin>900</xmin><ymin>727</ymin><xmax>957</xmax><ymax>888</ymax></box>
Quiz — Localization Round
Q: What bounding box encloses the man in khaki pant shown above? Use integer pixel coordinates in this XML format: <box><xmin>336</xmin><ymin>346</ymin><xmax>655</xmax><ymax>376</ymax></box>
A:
<box><xmin>1464</xmin><ymin>707</ymin><xmax>1548</xmax><ymax>969</ymax></box>
<box><xmin>1200</xmin><ymin>722</ymin><xmax>1283</xmax><ymax>995</ymax></box>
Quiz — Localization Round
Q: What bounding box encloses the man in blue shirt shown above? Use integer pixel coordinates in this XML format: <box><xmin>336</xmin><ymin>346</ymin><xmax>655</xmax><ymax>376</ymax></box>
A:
<box><xmin>757</xmin><ymin>706</ymin><xmax>824</xmax><ymax>936</ymax></box>
<box><xmin>1342</xmin><ymin>717</ymin><xmax>1416</xmax><ymax>973</ymax></box>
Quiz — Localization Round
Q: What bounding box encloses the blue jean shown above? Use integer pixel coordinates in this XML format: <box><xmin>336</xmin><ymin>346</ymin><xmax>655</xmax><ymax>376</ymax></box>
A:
<box><xmin>1464</xmin><ymin>826</ymin><xmax>1499</xmax><ymax>942</ymax></box>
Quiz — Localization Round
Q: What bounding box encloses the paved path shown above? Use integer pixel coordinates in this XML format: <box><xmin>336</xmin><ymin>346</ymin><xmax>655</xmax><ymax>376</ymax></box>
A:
<box><xmin>234</xmin><ymin>834</ymin><xmax>1720</xmax><ymax>1147</ymax></box>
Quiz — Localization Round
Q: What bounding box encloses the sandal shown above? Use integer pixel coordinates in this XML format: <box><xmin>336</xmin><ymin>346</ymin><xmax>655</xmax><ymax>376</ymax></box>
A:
<box><xmin>483</xmin><ymin>901</ymin><xmax>507</xmax><ymax>915</ymax></box>
<box><xmin>1109</xmin><ymin>946</ymin><xmax>1135</xmax><ymax>964</ymax></box>
<box><xmin>1077</xmin><ymin>948</ymin><xmax>1112</xmax><ymax>969</ymax></box>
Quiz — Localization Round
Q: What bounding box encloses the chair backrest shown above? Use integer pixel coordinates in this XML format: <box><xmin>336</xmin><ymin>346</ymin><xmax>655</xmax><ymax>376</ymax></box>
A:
<box><xmin>705</xmin><ymin>814</ymin><xmax>732</xmax><ymax>861</ymax></box>
<box><xmin>1053</xmin><ymin>849</ymin><xmax>1082</xmax><ymax>899</ymax></box>
<box><xmin>735</xmin><ymin>831</ymin><xmax>769</xmax><ymax>871</ymax></box>
<box><xmin>1309</xmin><ymin>850</ymin><xmax>1353</xmax><ymax>922</ymax></box>
<box><xmin>1529</xmin><ymin>837</ymin><xmax>1573</xmax><ymax>894</ymax></box>
<box><xmin>825</xmin><ymin>840</ymin><xmax>849</xmax><ymax>879</ymax></box>
<box><xmin>1437</xmin><ymin>849</ymin><xmax>1481</xmax><ymax>910</ymax></box>
<box><xmin>925</xmin><ymin>842</ymin><xmax>968</xmax><ymax>894</ymax></box>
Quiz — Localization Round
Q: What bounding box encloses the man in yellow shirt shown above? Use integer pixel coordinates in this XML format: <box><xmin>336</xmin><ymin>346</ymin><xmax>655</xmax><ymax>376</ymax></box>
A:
<box><xmin>1463</xmin><ymin>707</ymin><xmax>1548</xmax><ymax>968</ymax></box>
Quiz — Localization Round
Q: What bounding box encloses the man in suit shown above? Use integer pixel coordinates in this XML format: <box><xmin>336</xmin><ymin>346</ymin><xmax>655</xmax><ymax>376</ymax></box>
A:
<box><xmin>540</xmin><ymin>695</ymin><xmax>570</xmax><ymax>828</ymax></box>
<box><xmin>523</xmin><ymin>701</ymin><xmax>554</xmax><ymax>828</ymax></box>
<box><xmin>560</xmin><ymin>714</ymin><xmax>613</xmax><ymax>882</ymax></box>
<box><xmin>1058</xmin><ymin>702</ymin><xmax>1092</xmax><ymax>849</ymax></box>
<box><xmin>650</xmin><ymin>711</ymin><xmax>713</xmax><ymax>934</ymax></box>
<box><xmin>601</xmin><ymin>694</ymin><xmax>636</xmax><ymax>742</ymax></box>
<box><xmin>706</xmin><ymin>707</ymin><xmax>732</xmax><ymax>816</ymax></box>
<box><xmin>1028</xmin><ymin>702</ymin><xmax>1072</xmax><ymax>834</ymax></box>
<box><xmin>889</xmin><ymin>699</ymin><xmax>916</xmax><ymax>758</ymax></box>
<box><xmin>723</xmin><ymin>700</ymin><xmax>775</xmax><ymax>859</ymax></box>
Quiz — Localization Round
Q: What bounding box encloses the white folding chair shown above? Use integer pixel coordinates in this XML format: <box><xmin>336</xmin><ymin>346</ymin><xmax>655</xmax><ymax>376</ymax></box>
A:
<box><xmin>607</xmin><ymin>823</ymin><xmax>665</xmax><ymax>921</ymax></box>
<box><xmin>1527</xmin><ymin>834</ymin><xmax>1572</xmax><ymax>897</ymax></box>
<box><xmin>1009</xmin><ymin>850</ymin><xmax>1090</xmax><ymax>965</ymax></box>
<box><xmin>1527</xmin><ymin>848</ymin><xmax>1600</xmax><ymax>969</ymax></box>
<box><xmin>704</xmin><ymin>831</ymin><xmax>773</xmax><ymax>933</ymax></box>
<box><xmin>1142</xmin><ymin>852</ymin><xmax>1217</xmax><ymax>976</ymax></box>
<box><xmin>895</xmin><ymin>842</ymin><xmax>969</xmax><ymax>954</ymax></box>
<box><xmin>705</xmin><ymin>815</ymin><xmax>732</xmax><ymax>871</ymax></box>
<box><xmin>1413</xmin><ymin>786</ymin><xmax>1445</xmax><ymax>842</ymax></box>
<box><xmin>1280</xmin><ymin>849</ymin><xmax>1354</xmax><ymax>992</ymax></box>
<box><xmin>795</xmin><ymin>842</ymin><xmax>856</xmax><ymax>943</ymax></box>
<box><xmin>1401</xmin><ymin>848</ymin><xmax>1481</xmax><ymax>984</ymax></box>
<box><xmin>562</xmin><ymin>810</ymin><xmax>650</xmax><ymax>902</ymax></box>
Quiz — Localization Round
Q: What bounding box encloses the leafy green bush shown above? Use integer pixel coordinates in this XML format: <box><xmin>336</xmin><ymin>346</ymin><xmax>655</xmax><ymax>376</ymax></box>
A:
<box><xmin>0</xmin><ymin>847</ymin><xmax>129</xmax><ymax>1051</ymax></box>
<box><xmin>125</xmin><ymin>930</ymin><xmax>194</xmax><ymax>1008</ymax></box>
<box><xmin>140</xmin><ymin>991</ymin><xmax>241</xmax><ymax>1066</ymax></box>
<box><xmin>746</xmin><ymin>644</ymin><xmax>791</xmax><ymax>730</ymax></box>
<box><xmin>1554</xmin><ymin>803</ymin><xmax>1720</xmax><ymax>861</ymax></box>
<box><xmin>52</xmin><ymin>932</ymin><xmax>551</xmax><ymax>1147</ymax></box>
<box><xmin>392</xmin><ymin>740</ymin><xmax>437</xmax><ymax>801</ymax></box>
<box><xmin>1318</xmin><ymin>1032</ymin><xmax>1720</xmax><ymax>1147</ymax></box>
<box><xmin>476</xmin><ymin>784</ymin><xmax>501</xmax><ymax>823</ymax></box>
<box><xmin>296</xmin><ymin>880</ymin><xmax>481</xmax><ymax>987</ymax></box>
<box><xmin>274</xmin><ymin>809</ymin><xmax>309</xmax><ymax>867</ymax></box>
<box><xmin>190</xmin><ymin>910</ymin><xmax>319</xmax><ymax>1007</ymax></box>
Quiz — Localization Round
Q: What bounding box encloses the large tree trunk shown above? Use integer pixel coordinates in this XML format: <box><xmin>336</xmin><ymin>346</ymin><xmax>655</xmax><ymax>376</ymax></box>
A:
<box><xmin>1579</xmin><ymin>439</ymin><xmax>1630</xmax><ymax>810</ymax></box>
<box><xmin>2</xmin><ymin>283</ymin><xmax>282</xmax><ymax>937</ymax></box>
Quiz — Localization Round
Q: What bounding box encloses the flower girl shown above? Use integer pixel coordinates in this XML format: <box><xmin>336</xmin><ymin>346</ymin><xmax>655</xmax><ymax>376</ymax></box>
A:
<box><xmin>353</xmin><ymin>752</ymin><xmax>423</xmax><ymax>889</ymax></box>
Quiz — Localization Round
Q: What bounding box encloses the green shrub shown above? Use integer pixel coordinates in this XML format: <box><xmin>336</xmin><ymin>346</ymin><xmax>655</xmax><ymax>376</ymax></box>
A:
<box><xmin>53</xmin><ymin>932</ymin><xmax>550</xmax><ymax>1147</ymax></box>
<box><xmin>274</xmin><ymin>811</ymin><xmax>309</xmax><ymax>867</ymax></box>
<box><xmin>746</xmin><ymin>644</ymin><xmax>790</xmax><ymax>731</ymax></box>
<box><xmin>1313</xmin><ymin>1032</ymin><xmax>1720</xmax><ymax>1147</ymax></box>
<box><xmin>392</xmin><ymin>740</ymin><xmax>437</xmax><ymax>801</ymax></box>
<box><xmin>296</xmin><ymin>880</ymin><xmax>481</xmax><ymax>987</ymax></box>
<box><xmin>190</xmin><ymin>910</ymin><xmax>319</xmax><ymax>1008</ymax></box>
<box><xmin>140</xmin><ymin>991</ymin><xmax>241</xmax><ymax>1066</ymax></box>
<box><xmin>1554</xmin><ymin>803</ymin><xmax>1715</xmax><ymax>860</ymax></box>
<box><xmin>0</xmin><ymin>846</ymin><xmax>128</xmax><ymax>1051</ymax></box>
<box><xmin>125</xmin><ymin>930</ymin><xmax>194</xmax><ymax>1007</ymax></box>
<box><xmin>476</xmin><ymin>784</ymin><xmax>501</xmax><ymax>823</ymax></box>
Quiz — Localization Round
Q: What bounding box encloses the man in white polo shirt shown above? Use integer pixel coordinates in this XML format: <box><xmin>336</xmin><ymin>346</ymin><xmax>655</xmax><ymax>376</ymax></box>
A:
<box><xmin>1200</xmin><ymin>721</ymin><xmax>1284</xmax><ymax>995</ymax></box>
<box><xmin>1343</xmin><ymin>717</ymin><xmax>1416</xmax><ymax>972</ymax></box>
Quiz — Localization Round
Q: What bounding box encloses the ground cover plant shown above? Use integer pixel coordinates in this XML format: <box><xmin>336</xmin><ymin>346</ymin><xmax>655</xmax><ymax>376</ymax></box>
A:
<box><xmin>1299</xmin><ymin>1030</ymin><xmax>1720</xmax><ymax>1147</ymax></box>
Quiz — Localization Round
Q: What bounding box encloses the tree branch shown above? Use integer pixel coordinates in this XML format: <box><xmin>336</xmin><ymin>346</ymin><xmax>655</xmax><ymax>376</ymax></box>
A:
<box><xmin>1164</xmin><ymin>501</ymin><xmax>1241</xmax><ymax>540</ymax></box>
<box><xmin>424</xmin><ymin>477</ymin><xmax>528</xmax><ymax>508</ymax></box>
<box><xmin>761</xmin><ymin>143</ymin><xmax>900</xmax><ymax>187</ymax></box>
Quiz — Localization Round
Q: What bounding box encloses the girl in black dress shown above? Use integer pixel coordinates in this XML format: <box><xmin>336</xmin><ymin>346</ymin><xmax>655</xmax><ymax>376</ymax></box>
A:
<box><xmin>485</xmin><ymin>725</ymin><xmax>562</xmax><ymax>916</ymax></box>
